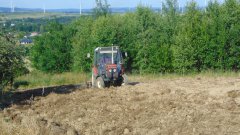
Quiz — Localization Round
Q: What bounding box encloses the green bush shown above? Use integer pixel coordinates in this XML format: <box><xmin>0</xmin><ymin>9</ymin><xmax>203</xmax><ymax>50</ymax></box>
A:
<box><xmin>0</xmin><ymin>37</ymin><xmax>27</xmax><ymax>91</ymax></box>
<box><xmin>30</xmin><ymin>22</ymin><xmax>73</xmax><ymax>73</ymax></box>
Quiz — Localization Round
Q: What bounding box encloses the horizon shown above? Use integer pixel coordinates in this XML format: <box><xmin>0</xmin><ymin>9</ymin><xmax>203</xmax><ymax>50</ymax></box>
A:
<box><xmin>0</xmin><ymin>0</ymin><xmax>224</xmax><ymax>10</ymax></box>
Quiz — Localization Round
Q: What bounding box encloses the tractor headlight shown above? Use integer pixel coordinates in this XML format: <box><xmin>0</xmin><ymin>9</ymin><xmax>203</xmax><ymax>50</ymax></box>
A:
<box><xmin>109</xmin><ymin>69</ymin><xmax>112</xmax><ymax>72</ymax></box>
<box><xmin>113</xmin><ymin>69</ymin><xmax>117</xmax><ymax>72</ymax></box>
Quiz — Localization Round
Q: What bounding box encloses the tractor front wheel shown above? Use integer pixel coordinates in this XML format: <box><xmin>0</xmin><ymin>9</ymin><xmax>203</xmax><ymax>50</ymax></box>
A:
<box><xmin>121</xmin><ymin>74</ymin><xmax>128</xmax><ymax>86</ymax></box>
<box><xmin>96</xmin><ymin>77</ymin><xmax>105</xmax><ymax>89</ymax></box>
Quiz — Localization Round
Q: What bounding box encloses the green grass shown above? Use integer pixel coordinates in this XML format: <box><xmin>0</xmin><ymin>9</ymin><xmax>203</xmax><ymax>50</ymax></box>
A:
<box><xmin>128</xmin><ymin>70</ymin><xmax>240</xmax><ymax>82</ymax></box>
<box><xmin>15</xmin><ymin>70</ymin><xmax>240</xmax><ymax>90</ymax></box>
<box><xmin>15</xmin><ymin>71</ymin><xmax>90</xmax><ymax>89</ymax></box>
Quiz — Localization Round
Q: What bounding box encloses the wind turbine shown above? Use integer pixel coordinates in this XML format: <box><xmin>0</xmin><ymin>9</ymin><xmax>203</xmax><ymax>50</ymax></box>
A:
<box><xmin>205</xmin><ymin>0</ymin><xmax>208</xmax><ymax>12</ymax></box>
<box><xmin>80</xmin><ymin>0</ymin><xmax>82</xmax><ymax>15</ymax></box>
<box><xmin>178</xmin><ymin>2</ymin><xmax>180</xmax><ymax>13</ymax></box>
<box><xmin>43</xmin><ymin>4</ymin><xmax>46</xmax><ymax>14</ymax></box>
<box><xmin>10</xmin><ymin>0</ymin><xmax>15</xmax><ymax>13</ymax></box>
<box><xmin>160</xmin><ymin>0</ymin><xmax>163</xmax><ymax>14</ymax></box>
<box><xmin>178</xmin><ymin>0</ymin><xmax>183</xmax><ymax>14</ymax></box>
<box><xmin>10</xmin><ymin>0</ymin><xmax>13</xmax><ymax>12</ymax></box>
<box><xmin>13</xmin><ymin>4</ymin><xmax>15</xmax><ymax>12</ymax></box>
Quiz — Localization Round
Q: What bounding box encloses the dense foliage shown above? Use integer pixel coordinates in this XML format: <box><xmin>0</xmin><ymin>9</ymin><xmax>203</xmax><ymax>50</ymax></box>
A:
<box><xmin>31</xmin><ymin>0</ymin><xmax>240</xmax><ymax>74</ymax></box>
<box><xmin>30</xmin><ymin>22</ymin><xmax>73</xmax><ymax>73</ymax></box>
<box><xmin>0</xmin><ymin>37</ymin><xmax>27</xmax><ymax>91</ymax></box>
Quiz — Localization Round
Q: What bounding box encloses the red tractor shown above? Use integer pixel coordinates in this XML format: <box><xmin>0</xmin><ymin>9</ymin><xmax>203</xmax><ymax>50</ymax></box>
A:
<box><xmin>88</xmin><ymin>46</ymin><xmax>128</xmax><ymax>89</ymax></box>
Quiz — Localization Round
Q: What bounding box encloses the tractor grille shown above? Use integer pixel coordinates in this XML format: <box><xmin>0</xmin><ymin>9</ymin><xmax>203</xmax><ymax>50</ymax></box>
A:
<box><xmin>106</xmin><ymin>64</ymin><xmax>118</xmax><ymax>80</ymax></box>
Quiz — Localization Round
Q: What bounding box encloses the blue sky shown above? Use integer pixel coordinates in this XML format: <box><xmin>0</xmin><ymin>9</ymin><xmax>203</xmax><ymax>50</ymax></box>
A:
<box><xmin>0</xmin><ymin>0</ymin><xmax>224</xmax><ymax>9</ymax></box>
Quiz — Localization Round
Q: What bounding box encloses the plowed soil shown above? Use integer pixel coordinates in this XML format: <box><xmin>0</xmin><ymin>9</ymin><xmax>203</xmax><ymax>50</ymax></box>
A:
<box><xmin>1</xmin><ymin>76</ymin><xmax>240</xmax><ymax>135</ymax></box>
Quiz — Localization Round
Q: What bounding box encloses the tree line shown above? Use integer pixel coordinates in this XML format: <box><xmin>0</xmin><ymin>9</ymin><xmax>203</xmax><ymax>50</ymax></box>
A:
<box><xmin>32</xmin><ymin>0</ymin><xmax>240</xmax><ymax>74</ymax></box>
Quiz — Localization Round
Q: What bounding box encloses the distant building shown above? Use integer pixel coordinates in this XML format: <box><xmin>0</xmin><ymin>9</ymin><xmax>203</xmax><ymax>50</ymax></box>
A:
<box><xmin>30</xmin><ymin>32</ymin><xmax>39</xmax><ymax>37</ymax></box>
<box><xmin>20</xmin><ymin>38</ymin><xmax>33</xmax><ymax>45</ymax></box>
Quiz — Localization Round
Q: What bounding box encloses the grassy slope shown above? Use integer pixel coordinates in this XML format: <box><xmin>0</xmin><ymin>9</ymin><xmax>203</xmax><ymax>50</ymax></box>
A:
<box><xmin>15</xmin><ymin>71</ymin><xmax>90</xmax><ymax>90</ymax></box>
<box><xmin>15</xmin><ymin>70</ymin><xmax>240</xmax><ymax>90</ymax></box>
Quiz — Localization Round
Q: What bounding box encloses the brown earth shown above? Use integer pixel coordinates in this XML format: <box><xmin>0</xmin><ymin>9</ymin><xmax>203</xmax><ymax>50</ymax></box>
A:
<box><xmin>1</xmin><ymin>76</ymin><xmax>240</xmax><ymax>135</ymax></box>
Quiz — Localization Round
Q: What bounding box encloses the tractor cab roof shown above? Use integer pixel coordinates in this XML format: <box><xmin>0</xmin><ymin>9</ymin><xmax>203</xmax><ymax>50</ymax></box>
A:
<box><xmin>95</xmin><ymin>46</ymin><xmax>120</xmax><ymax>53</ymax></box>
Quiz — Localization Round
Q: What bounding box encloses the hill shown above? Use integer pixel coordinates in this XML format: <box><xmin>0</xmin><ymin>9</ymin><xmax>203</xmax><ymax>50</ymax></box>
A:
<box><xmin>1</xmin><ymin>76</ymin><xmax>240</xmax><ymax>134</ymax></box>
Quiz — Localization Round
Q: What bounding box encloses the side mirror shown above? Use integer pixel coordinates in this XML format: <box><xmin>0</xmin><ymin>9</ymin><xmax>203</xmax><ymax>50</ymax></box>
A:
<box><xmin>87</xmin><ymin>53</ymin><xmax>91</xmax><ymax>58</ymax></box>
<box><xmin>125</xmin><ymin>52</ymin><xmax>128</xmax><ymax>57</ymax></box>
<box><xmin>122</xmin><ymin>52</ymin><xmax>128</xmax><ymax>58</ymax></box>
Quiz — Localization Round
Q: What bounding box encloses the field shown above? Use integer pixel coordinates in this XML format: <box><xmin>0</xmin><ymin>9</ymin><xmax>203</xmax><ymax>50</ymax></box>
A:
<box><xmin>1</xmin><ymin>12</ymin><xmax>80</xmax><ymax>20</ymax></box>
<box><xmin>1</xmin><ymin>75</ymin><xmax>240</xmax><ymax>135</ymax></box>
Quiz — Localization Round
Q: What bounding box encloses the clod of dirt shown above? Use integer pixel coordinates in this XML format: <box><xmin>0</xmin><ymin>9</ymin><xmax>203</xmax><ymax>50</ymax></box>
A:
<box><xmin>49</xmin><ymin>122</ymin><xmax>67</xmax><ymax>135</ymax></box>
<box><xmin>10</xmin><ymin>111</ymin><xmax>22</xmax><ymax>124</ymax></box>
<box><xmin>37</xmin><ymin>118</ymin><xmax>48</xmax><ymax>126</ymax></box>
<box><xmin>223</xmin><ymin>98</ymin><xmax>238</xmax><ymax>111</ymax></box>
<box><xmin>160</xmin><ymin>88</ymin><xmax>171</xmax><ymax>95</ymax></box>
<box><xmin>227</xmin><ymin>90</ymin><xmax>240</xmax><ymax>98</ymax></box>
<box><xmin>66</xmin><ymin>128</ymin><xmax>78</xmax><ymax>135</ymax></box>
<box><xmin>3</xmin><ymin>108</ymin><xmax>11</xmax><ymax>116</ymax></box>
<box><xmin>124</xmin><ymin>128</ymin><xmax>130</xmax><ymax>134</ymax></box>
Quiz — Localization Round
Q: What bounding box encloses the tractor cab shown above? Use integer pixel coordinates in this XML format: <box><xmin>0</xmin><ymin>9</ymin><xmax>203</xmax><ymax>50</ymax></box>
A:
<box><xmin>91</xmin><ymin>46</ymin><xmax>127</xmax><ymax>89</ymax></box>
<box><xmin>94</xmin><ymin>46</ymin><xmax>123</xmax><ymax>66</ymax></box>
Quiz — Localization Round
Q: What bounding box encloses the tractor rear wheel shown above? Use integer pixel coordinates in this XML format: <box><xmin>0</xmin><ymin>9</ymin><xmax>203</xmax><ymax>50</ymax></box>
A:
<box><xmin>96</xmin><ymin>77</ymin><xmax>105</xmax><ymax>89</ymax></box>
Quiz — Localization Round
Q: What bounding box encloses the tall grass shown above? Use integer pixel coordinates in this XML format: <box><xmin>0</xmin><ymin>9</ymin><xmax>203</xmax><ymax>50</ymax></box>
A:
<box><xmin>128</xmin><ymin>70</ymin><xmax>240</xmax><ymax>82</ymax></box>
<box><xmin>15</xmin><ymin>70</ymin><xmax>240</xmax><ymax>90</ymax></box>
<box><xmin>15</xmin><ymin>71</ymin><xmax>90</xmax><ymax>89</ymax></box>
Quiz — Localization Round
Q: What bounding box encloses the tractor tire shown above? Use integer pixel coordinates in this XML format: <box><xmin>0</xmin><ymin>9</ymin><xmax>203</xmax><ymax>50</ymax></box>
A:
<box><xmin>105</xmin><ymin>81</ymin><xmax>111</xmax><ymax>88</ymax></box>
<box><xmin>96</xmin><ymin>77</ymin><xmax>105</xmax><ymax>89</ymax></box>
<box><xmin>122</xmin><ymin>74</ymin><xmax>128</xmax><ymax>86</ymax></box>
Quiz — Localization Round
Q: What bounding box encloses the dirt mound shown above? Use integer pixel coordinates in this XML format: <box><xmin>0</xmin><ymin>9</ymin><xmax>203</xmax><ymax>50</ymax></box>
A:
<box><xmin>1</xmin><ymin>106</ymin><xmax>78</xmax><ymax>135</ymax></box>
<box><xmin>1</xmin><ymin>77</ymin><xmax>240</xmax><ymax>135</ymax></box>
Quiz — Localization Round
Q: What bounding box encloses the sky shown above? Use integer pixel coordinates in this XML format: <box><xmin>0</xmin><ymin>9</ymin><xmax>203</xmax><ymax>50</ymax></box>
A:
<box><xmin>0</xmin><ymin>0</ymin><xmax>224</xmax><ymax>9</ymax></box>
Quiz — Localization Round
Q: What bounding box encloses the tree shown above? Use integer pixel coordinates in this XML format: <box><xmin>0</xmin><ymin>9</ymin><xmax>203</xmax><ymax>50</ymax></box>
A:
<box><xmin>31</xmin><ymin>22</ymin><xmax>73</xmax><ymax>73</ymax></box>
<box><xmin>173</xmin><ymin>2</ymin><xmax>205</xmax><ymax>73</ymax></box>
<box><xmin>93</xmin><ymin>0</ymin><xmax>111</xmax><ymax>18</ymax></box>
<box><xmin>72</xmin><ymin>17</ymin><xmax>95</xmax><ymax>72</ymax></box>
<box><xmin>203</xmin><ymin>1</ymin><xmax>226</xmax><ymax>70</ymax></box>
<box><xmin>134</xmin><ymin>7</ymin><xmax>167</xmax><ymax>73</ymax></box>
<box><xmin>113</xmin><ymin>13</ymin><xmax>138</xmax><ymax>72</ymax></box>
<box><xmin>162</xmin><ymin>0</ymin><xmax>179</xmax><ymax>47</ymax></box>
<box><xmin>222</xmin><ymin>0</ymin><xmax>240</xmax><ymax>70</ymax></box>
<box><xmin>0</xmin><ymin>15</ymin><xmax>27</xmax><ymax>91</ymax></box>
